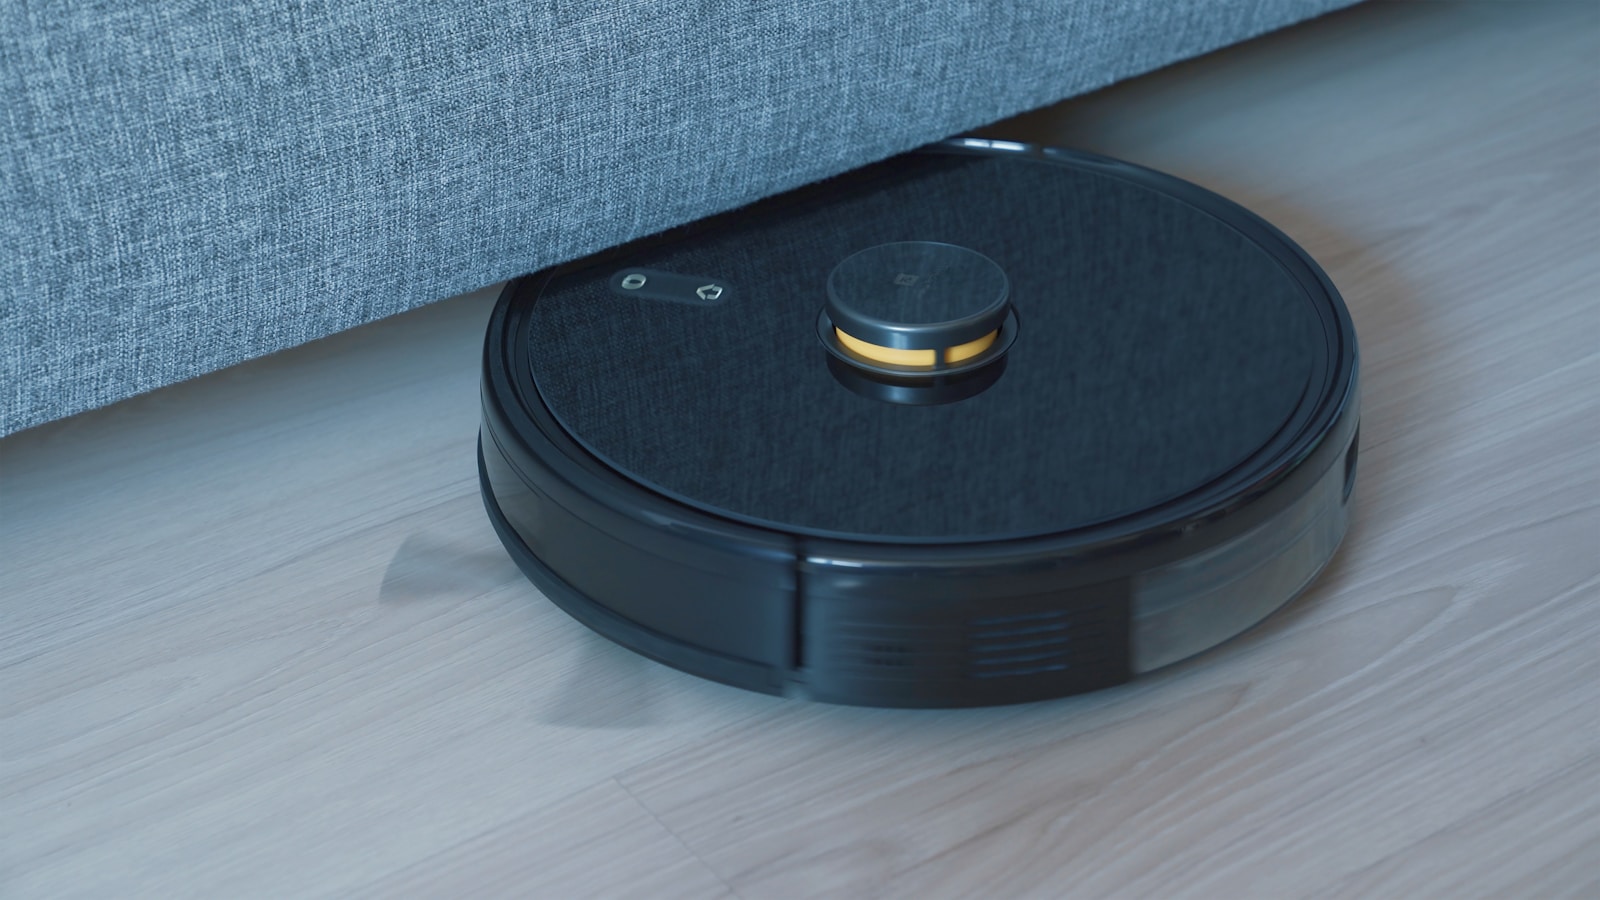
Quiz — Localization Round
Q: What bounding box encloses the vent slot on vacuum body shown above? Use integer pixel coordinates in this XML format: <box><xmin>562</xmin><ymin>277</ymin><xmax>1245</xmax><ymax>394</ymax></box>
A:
<box><xmin>968</xmin><ymin>608</ymin><xmax>1116</xmax><ymax>679</ymax></box>
<box><xmin>802</xmin><ymin>577</ymin><xmax>1132</xmax><ymax>706</ymax></box>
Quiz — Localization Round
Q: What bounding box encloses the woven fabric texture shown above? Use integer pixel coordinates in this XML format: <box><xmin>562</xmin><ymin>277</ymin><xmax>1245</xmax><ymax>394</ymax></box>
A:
<box><xmin>0</xmin><ymin>0</ymin><xmax>1356</xmax><ymax>435</ymax></box>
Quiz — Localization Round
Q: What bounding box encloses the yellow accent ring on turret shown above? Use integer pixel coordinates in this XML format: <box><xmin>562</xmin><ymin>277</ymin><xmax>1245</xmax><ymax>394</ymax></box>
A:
<box><xmin>835</xmin><ymin>328</ymin><xmax>998</xmax><ymax>367</ymax></box>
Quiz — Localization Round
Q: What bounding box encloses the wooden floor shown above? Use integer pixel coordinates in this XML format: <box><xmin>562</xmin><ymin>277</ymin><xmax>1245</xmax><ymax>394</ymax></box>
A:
<box><xmin>4</xmin><ymin>1</ymin><xmax>1597</xmax><ymax>896</ymax></box>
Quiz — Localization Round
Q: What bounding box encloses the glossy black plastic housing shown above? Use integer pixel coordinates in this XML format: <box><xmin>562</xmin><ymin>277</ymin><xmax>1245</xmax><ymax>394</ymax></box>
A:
<box><xmin>479</xmin><ymin>139</ymin><xmax>1360</xmax><ymax>708</ymax></box>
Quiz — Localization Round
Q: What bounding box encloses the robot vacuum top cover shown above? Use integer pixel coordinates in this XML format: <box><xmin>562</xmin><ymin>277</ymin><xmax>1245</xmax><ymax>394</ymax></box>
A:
<box><xmin>480</xmin><ymin>139</ymin><xmax>1359</xmax><ymax>708</ymax></box>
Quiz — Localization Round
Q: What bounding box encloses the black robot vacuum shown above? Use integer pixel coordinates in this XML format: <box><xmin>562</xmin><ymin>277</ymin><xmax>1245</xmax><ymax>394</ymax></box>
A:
<box><xmin>479</xmin><ymin>138</ymin><xmax>1359</xmax><ymax>708</ymax></box>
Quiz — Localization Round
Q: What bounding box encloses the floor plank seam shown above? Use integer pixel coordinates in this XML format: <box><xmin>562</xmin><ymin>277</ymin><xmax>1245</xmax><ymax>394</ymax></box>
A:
<box><xmin>614</xmin><ymin>776</ymin><xmax>744</xmax><ymax>898</ymax></box>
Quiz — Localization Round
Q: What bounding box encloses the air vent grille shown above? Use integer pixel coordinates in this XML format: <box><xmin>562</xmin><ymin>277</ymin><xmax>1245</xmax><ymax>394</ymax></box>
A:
<box><xmin>819</xmin><ymin>603</ymin><xmax>1117</xmax><ymax>682</ymax></box>
<box><xmin>967</xmin><ymin>607</ymin><xmax>1113</xmax><ymax>679</ymax></box>
<box><xmin>803</xmin><ymin>578</ymin><xmax>1131</xmax><ymax>704</ymax></box>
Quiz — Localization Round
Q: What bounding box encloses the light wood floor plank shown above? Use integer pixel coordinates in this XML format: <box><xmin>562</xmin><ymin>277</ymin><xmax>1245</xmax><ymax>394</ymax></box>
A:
<box><xmin>353</xmin><ymin>779</ymin><xmax>735</xmax><ymax>900</ymax></box>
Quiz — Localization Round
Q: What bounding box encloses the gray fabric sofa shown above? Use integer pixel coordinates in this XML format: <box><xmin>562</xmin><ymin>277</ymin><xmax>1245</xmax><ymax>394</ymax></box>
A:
<box><xmin>1</xmin><ymin>0</ymin><xmax>1358</xmax><ymax>436</ymax></box>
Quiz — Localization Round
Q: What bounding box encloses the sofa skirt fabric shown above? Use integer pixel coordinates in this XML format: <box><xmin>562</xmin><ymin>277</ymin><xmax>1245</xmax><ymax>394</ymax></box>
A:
<box><xmin>0</xmin><ymin>0</ymin><xmax>1357</xmax><ymax>435</ymax></box>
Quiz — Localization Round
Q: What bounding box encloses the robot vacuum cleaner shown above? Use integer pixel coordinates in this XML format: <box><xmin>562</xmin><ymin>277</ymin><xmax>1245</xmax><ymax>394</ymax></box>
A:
<box><xmin>479</xmin><ymin>138</ymin><xmax>1359</xmax><ymax>707</ymax></box>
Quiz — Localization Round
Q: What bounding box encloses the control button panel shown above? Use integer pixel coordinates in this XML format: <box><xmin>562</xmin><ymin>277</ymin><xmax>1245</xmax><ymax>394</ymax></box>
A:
<box><xmin>609</xmin><ymin>269</ymin><xmax>733</xmax><ymax>306</ymax></box>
